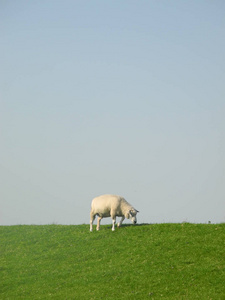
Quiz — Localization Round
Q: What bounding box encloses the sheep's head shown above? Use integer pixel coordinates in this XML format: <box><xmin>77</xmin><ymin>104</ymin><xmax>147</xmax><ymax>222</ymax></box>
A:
<box><xmin>127</xmin><ymin>209</ymin><xmax>139</xmax><ymax>224</ymax></box>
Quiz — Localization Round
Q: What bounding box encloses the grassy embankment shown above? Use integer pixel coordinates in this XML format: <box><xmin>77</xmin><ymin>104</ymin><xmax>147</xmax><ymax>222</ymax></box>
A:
<box><xmin>1</xmin><ymin>223</ymin><xmax>225</xmax><ymax>299</ymax></box>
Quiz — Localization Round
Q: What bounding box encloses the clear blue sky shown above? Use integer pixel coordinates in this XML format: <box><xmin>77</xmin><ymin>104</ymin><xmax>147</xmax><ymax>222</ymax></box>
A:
<box><xmin>1</xmin><ymin>1</ymin><xmax>224</xmax><ymax>225</ymax></box>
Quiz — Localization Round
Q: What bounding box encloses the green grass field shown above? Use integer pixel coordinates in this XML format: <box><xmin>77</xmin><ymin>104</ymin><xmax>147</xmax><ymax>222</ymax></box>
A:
<box><xmin>1</xmin><ymin>223</ymin><xmax>225</xmax><ymax>299</ymax></box>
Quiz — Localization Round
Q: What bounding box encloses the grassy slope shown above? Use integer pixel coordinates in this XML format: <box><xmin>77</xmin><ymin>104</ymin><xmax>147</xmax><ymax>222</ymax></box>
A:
<box><xmin>1</xmin><ymin>223</ymin><xmax>225</xmax><ymax>300</ymax></box>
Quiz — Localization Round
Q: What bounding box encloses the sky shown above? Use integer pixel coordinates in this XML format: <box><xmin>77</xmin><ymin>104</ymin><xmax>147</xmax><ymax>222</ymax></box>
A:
<box><xmin>1</xmin><ymin>1</ymin><xmax>225</xmax><ymax>226</ymax></box>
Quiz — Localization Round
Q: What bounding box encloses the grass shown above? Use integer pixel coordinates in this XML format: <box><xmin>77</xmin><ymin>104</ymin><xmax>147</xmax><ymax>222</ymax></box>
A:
<box><xmin>1</xmin><ymin>223</ymin><xmax>225</xmax><ymax>299</ymax></box>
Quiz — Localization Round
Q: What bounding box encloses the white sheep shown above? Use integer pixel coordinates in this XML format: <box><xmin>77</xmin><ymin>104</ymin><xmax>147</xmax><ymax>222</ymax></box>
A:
<box><xmin>90</xmin><ymin>194</ymin><xmax>139</xmax><ymax>231</ymax></box>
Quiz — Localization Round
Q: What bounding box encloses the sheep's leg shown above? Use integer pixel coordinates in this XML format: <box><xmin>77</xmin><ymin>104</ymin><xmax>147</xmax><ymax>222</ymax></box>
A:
<box><xmin>90</xmin><ymin>213</ymin><xmax>96</xmax><ymax>232</ymax></box>
<box><xmin>117</xmin><ymin>216</ymin><xmax>125</xmax><ymax>228</ymax></box>
<box><xmin>97</xmin><ymin>216</ymin><xmax>102</xmax><ymax>231</ymax></box>
<box><xmin>112</xmin><ymin>216</ymin><xmax>116</xmax><ymax>231</ymax></box>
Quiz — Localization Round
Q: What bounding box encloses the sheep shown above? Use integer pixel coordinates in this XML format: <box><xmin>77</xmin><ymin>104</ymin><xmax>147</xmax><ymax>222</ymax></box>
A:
<box><xmin>90</xmin><ymin>194</ymin><xmax>139</xmax><ymax>231</ymax></box>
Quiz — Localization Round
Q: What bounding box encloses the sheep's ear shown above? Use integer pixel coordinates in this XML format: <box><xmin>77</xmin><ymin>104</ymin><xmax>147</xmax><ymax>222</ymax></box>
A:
<box><xmin>136</xmin><ymin>210</ymin><xmax>139</xmax><ymax>213</ymax></box>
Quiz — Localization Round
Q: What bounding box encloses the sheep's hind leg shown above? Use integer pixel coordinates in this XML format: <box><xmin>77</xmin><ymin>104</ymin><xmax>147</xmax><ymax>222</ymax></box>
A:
<box><xmin>90</xmin><ymin>214</ymin><xmax>96</xmax><ymax>232</ymax></box>
<box><xmin>117</xmin><ymin>216</ymin><xmax>125</xmax><ymax>228</ymax></box>
<box><xmin>97</xmin><ymin>216</ymin><xmax>102</xmax><ymax>231</ymax></box>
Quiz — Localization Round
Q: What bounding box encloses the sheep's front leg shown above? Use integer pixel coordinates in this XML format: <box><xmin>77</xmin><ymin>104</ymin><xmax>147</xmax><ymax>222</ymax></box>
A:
<box><xmin>112</xmin><ymin>216</ymin><xmax>116</xmax><ymax>231</ymax></box>
<box><xmin>97</xmin><ymin>216</ymin><xmax>102</xmax><ymax>231</ymax></box>
<box><xmin>117</xmin><ymin>216</ymin><xmax>125</xmax><ymax>228</ymax></box>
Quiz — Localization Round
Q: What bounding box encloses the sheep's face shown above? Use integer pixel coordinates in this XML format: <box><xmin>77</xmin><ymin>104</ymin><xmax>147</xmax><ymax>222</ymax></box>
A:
<box><xmin>128</xmin><ymin>209</ymin><xmax>138</xmax><ymax>224</ymax></box>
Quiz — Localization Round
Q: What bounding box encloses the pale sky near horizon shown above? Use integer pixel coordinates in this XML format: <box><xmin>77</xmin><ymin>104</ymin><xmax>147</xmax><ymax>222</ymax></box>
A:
<box><xmin>1</xmin><ymin>1</ymin><xmax>225</xmax><ymax>226</ymax></box>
